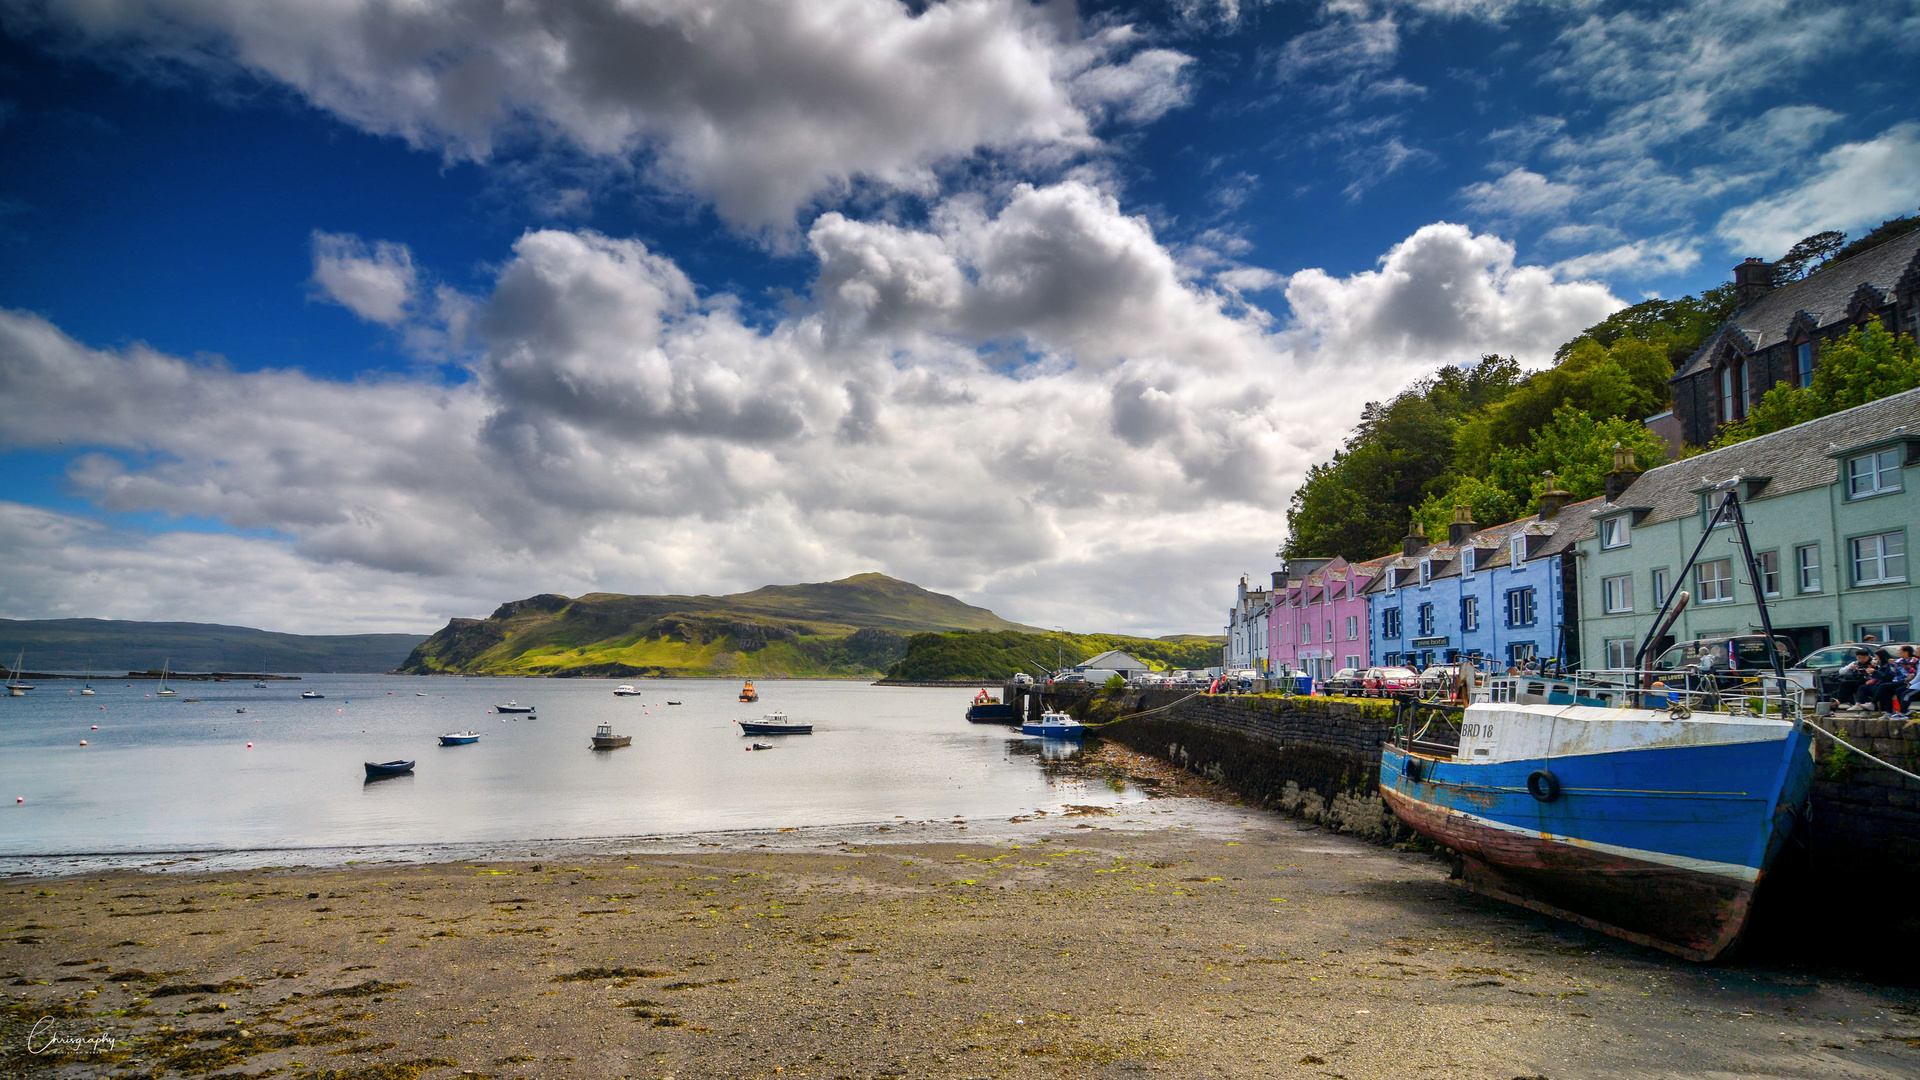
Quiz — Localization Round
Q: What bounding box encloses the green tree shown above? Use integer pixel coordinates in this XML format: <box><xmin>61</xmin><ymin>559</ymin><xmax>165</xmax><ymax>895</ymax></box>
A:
<box><xmin>1711</xmin><ymin>317</ymin><xmax>1920</xmax><ymax>448</ymax></box>
<box><xmin>1773</xmin><ymin>230</ymin><xmax>1846</xmax><ymax>281</ymax></box>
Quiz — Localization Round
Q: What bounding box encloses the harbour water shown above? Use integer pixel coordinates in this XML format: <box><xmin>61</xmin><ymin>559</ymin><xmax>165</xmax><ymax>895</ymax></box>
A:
<box><xmin>0</xmin><ymin>676</ymin><xmax>1144</xmax><ymax>870</ymax></box>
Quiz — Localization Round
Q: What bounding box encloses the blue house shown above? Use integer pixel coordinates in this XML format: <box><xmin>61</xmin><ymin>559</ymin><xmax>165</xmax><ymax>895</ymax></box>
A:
<box><xmin>1363</xmin><ymin>492</ymin><xmax>1602</xmax><ymax>670</ymax></box>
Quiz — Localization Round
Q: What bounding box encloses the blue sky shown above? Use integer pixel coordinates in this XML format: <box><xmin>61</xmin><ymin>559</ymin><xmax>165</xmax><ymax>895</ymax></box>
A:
<box><xmin>1</xmin><ymin>0</ymin><xmax>1916</xmax><ymax>636</ymax></box>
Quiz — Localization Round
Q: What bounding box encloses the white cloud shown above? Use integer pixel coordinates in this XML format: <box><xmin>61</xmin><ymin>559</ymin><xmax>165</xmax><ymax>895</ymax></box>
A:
<box><xmin>309</xmin><ymin>231</ymin><xmax>417</xmax><ymax>326</ymax></box>
<box><xmin>0</xmin><ymin>201</ymin><xmax>1620</xmax><ymax>635</ymax></box>
<box><xmin>1282</xmin><ymin>222</ymin><xmax>1622</xmax><ymax>369</ymax></box>
<box><xmin>1461</xmin><ymin>167</ymin><xmax>1580</xmax><ymax>220</ymax></box>
<box><xmin>11</xmin><ymin>0</ymin><xmax>1190</xmax><ymax>229</ymax></box>
<box><xmin>1551</xmin><ymin>237</ymin><xmax>1701</xmax><ymax>281</ymax></box>
<box><xmin>1716</xmin><ymin>122</ymin><xmax>1920</xmax><ymax>255</ymax></box>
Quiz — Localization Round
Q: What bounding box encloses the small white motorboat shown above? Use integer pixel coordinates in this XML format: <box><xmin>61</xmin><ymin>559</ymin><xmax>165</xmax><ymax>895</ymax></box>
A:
<box><xmin>300</xmin><ymin>689</ymin><xmax>325</xmax><ymax>700</ymax></box>
<box><xmin>737</xmin><ymin>710</ymin><xmax>811</xmax><ymax>735</ymax></box>
<box><xmin>613</xmin><ymin>684</ymin><xmax>643</xmax><ymax>696</ymax></box>
<box><xmin>1021</xmin><ymin>711</ymin><xmax>1086</xmax><ymax>738</ymax></box>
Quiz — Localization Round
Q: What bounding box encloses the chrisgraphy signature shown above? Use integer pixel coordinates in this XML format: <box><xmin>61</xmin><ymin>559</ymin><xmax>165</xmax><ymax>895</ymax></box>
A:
<box><xmin>26</xmin><ymin>1016</ymin><xmax>117</xmax><ymax>1054</ymax></box>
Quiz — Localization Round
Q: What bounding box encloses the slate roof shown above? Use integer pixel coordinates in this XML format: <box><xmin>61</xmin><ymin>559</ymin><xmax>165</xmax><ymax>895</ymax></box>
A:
<box><xmin>1676</xmin><ymin>228</ymin><xmax>1920</xmax><ymax>378</ymax></box>
<box><xmin>1358</xmin><ymin>497</ymin><xmax>1605</xmax><ymax>596</ymax></box>
<box><xmin>1590</xmin><ymin>387</ymin><xmax>1920</xmax><ymax>527</ymax></box>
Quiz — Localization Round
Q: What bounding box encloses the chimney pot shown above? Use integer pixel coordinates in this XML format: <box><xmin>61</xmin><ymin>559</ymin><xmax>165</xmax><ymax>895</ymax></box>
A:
<box><xmin>1402</xmin><ymin>517</ymin><xmax>1428</xmax><ymax>557</ymax></box>
<box><xmin>1447</xmin><ymin>504</ymin><xmax>1477</xmax><ymax>546</ymax></box>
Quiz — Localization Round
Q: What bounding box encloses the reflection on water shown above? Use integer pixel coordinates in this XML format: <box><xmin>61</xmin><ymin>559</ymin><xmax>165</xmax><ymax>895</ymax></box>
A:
<box><xmin>0</xmin><ymin>676</ymin><xmax>1145</xmax><ymax>859</ymax></box>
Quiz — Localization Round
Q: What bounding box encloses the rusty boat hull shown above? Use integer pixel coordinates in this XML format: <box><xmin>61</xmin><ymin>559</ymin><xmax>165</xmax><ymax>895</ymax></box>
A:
<box><xmin>1380</xmin><ymin>702</ymin><xmax>1814</xmax><ymax>961</ymax></box>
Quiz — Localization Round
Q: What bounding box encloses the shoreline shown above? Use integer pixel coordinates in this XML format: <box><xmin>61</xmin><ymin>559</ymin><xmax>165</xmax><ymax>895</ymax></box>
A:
<box><xmin>7</xmin><ymin>759</ymin><xmax>1916</xmax><ymax>1080</ymax></box>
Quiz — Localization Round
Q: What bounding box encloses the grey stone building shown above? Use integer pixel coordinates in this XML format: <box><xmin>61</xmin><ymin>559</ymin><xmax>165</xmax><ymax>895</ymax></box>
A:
<box><xmin>1671</xmin><ymin>228</ymin><xmax>1920</xmax><ymax>447</ymax></box>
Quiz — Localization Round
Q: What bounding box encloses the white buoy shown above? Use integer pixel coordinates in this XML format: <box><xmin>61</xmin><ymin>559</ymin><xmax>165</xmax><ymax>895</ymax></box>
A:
<box><xmin>79</xmin><ymin>740</ymin><xmax>88</xmax><ymax>746</ymax></box>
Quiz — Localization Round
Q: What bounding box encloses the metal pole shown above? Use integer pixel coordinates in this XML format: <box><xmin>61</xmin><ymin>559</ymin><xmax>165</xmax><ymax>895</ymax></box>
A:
<box><xmin>1723</xmin><ymin>488</ymin><xmax>1787</xmax><ymax>682</ymax></box>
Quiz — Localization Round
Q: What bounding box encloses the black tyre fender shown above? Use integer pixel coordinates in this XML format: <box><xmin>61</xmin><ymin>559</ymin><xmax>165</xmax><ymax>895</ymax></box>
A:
<box><xmin>1402</xmin><ymin>757</ymin><xmax>1423</xmax><ymax>783</ymax></box>
<box><xmin>1526</xmin><ymin>769</ymin><xmax>1562</xmax><ymax>802</ymax></box>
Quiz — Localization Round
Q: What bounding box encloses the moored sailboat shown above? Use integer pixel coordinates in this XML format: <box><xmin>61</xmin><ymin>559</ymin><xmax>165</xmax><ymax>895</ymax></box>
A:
<box><xmin>155</xmin><ymin>658</ymin><xmax>177</xmax><ymax>696</ymax></box>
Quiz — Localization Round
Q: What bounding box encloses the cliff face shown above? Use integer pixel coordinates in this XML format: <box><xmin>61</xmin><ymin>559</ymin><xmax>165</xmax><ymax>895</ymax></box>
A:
<box><xmin>395</xmin><ymin>573</ymin><xmax>1026</xmax><ymax>677</ymax></box>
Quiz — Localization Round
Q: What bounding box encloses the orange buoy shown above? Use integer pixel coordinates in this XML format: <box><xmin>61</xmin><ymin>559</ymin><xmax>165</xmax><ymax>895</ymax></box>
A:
<box><xmin>79</xmin><ymin>740</ymin><xmax>88</xmax><ymax>746</ymax></box>
<box><xmin>91</xmin><ymin>725</ymin><xmax>98</xmax><ymax>730</ymax></box>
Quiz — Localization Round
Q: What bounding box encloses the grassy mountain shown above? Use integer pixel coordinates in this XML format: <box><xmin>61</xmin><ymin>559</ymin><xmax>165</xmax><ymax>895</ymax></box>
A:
<box><xmin>0</xmin><ymin>618</ymin><xmax>427</xmax><ymax>674</ymax></box>
<box><xmin>396</xmin><ymin>573</ymin><xmax>1041</xmax><ymax>678</ymax></box>
<box><xmin>884</xmin><ymin>630</ymin><xmax>1225</xmax><ymax>682</ymax></box>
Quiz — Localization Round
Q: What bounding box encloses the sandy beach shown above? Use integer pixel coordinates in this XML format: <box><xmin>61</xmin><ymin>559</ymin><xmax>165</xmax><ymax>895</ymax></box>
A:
<box><xmin>5</xmin><ymin>747</ymin><xmax>1917</xmax><ymax>1080</ymax></box>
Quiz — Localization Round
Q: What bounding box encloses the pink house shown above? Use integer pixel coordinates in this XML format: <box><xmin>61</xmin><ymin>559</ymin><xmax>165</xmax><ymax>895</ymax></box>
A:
<box><xmin>1267</xmin><ymin>556</ymin><xmax>1385</xmax><ymax>682</ymax></box>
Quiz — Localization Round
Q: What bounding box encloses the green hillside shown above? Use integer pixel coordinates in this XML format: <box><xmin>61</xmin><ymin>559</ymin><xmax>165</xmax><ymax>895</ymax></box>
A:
<box><xmin>883</xmin><ymin>630</ymin><xmax>1224</xmax><ymax>682</ymax></box>
<box><xmin>0</xmin><ymin>618</ymin><xmax>426</xmax><ymax>674</ymax></box>
<box><xmin>396</xmin><ymin>573</ymin><xmax>1042</xmax><ymax>678</ymax></box>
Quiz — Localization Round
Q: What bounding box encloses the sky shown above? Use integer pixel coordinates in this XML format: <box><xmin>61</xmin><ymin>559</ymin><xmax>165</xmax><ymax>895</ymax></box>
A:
<box><xmin>1</xmin><ymin>1</ymin><xmax>1917</xmax><ymax>639</ymax></box>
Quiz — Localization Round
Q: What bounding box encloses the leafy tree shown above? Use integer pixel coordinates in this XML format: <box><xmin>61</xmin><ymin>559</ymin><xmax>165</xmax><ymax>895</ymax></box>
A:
<box><xmin>1552</xmin><ymin>288</ymin><xmax>1743</xmax><ymax>369</ymax></box>
<box><xmin>1103</xmin><ymin>672</ymin><xmax>1128</xmax><ymax>690</ymax></box>
<box><xmin>1419</xmin><ymin>407</ymin><xmax>1669</xmax><ymax>537</ymax></box>
<box><xmin>1773</xmin><ymin>230</ymin><xmax>1846</xmax><ymax>281</ymax></box>
<box><xmin>1831</xmin><ymin>211</ymin><xmax>1919</xmax><ymax>263</ymax></box>
<box><xmin>1711</xmin><ymin>317</ymin><xmax>1920</xmax><ymax>448</ymax></box>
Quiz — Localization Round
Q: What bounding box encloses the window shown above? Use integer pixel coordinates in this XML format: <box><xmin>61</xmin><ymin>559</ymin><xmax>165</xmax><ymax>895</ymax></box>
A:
<box><xmin>1605</xmin><ymin>638</ymin><xmax>1635</xmax><ymax>669</ymax></box>
<box><xmin>1855</xmin><ymin>622</ymin><xmax>1912</xmax><ymax>643</ymax></box>
<box><xmin>1418</xmin><ymin>558</ymin><xmax>1432</xmax><ymax>587</ymax></box>
<box><xmin>1846</xmin><ymin>449</ymin><xmax>1902</xmax><ymax>498</ymax></box>
<box><xmin>1385</xmin><ymin>569</ymin><xmax>1397</xmax><ymax>593</ymax></box>
<box><xmin>1510</xmin><ymin>536</ymin><xmax>1527</xmax><ymax>567</ymax></box>
<box><xmin>1720</xmin><ymin>365</ymin><xmax>1735</xmax><ymax>422</ymax></box>
<box><xmin>1600</xmin><ymin>516</ymin><xmax>1631</xmax><ymax>549</ymax></box>
<box><xmin>1505</xmin><ymin>588</ymin><xmax>1536</xmax><ymax>627</ymax></box>
<box><xmin>1650</xmin><ymin>568</ymin><xmax>1670</xmax><ymax>607</ymax></box>
<box><xmin>1739</xmin><ymin>361</ymin><xmax>1750</xmax><ymax>412</ymax></box>
<box><xmin>1602</xmin><ymin>574</ymin><xmax>1633</xmax><ymax>613</ymax></box>
<box><xmin>1851</xmin><ymin>531</ymin><xmax>1907</xmax><ymax>586</ymax></box>
<box><xmin>1462</xmin><ymin>547</ymin><xmax>1476</xmax><ymax>576</ymax></box>
<box><xmin>1461</xmin><ymin>595</ymin><xmax>1479</xmax><ymax>632</ymax></box>
<box><xmin>1698</xmin><ymin>558</ymin><xmax>1734</xmax><ymax>602</ymax></box>
<box><xmin>1756</xmin><ymin>550</ymin><xmax>1780</xmax><ymax>596</ymax></box>
<box><xmin>1509</xmin><ymin>642</ymin><xmax>1536</xmax><ymax>664</ymax></box>
<box><xmin>1797</xmin><ymin>342</ymin><xmax>1813</xmax><ymax>388</ymax></box>
<box><xmin>1382</xmin><ymin>609</ymin><xmax>1402</xmax><ymax>639</ymax></box>
<box><xmin>1302</xmin><ymin>621</ymin><xmax>1313</xmax><ymax>644</ymax></box>
<box><xmin>1325</xmin><ymin>619</ymin><xmax>1333</xmax><ymax>643</ymax></box>
<box><xmin>1345</xmin><ymin>654</ymin><xmax>1361</xmax><ymax>670</ymax></box>
<box><xmin>1796</xmin><ymin>544</ymin><xmax>1820</xmax><ymax>593</ymax></box>
<box><xmin>1417</xmin><ymin>603</ymin><xmax>1435</xmax><ymax>636</ymax></box>
<box><xmin>1346</xmin><ymin>615</ymin><xmax>1359</xmax><ymax>640</ymax></box>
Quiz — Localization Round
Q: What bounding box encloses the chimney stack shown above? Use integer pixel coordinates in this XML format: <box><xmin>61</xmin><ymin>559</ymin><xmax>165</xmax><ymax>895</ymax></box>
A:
<box><xmin>1402</xmin><ymin>517</ymin><xmax>1427</xmax><ymax>557</ymax></box>
<box><xmin>1271</xmin><ymin>567</ymin><xmax>1289</xmax><ymax>591</ymax></box>
<box><xmin>1536</xmin><ymin>474</ymin><xmax>1573</xmax><ymax>520</ymax></box>
<box><xmin>1604</xmin><ymin>441</ymin><xmax>1643</xmax><ymax>501</ymax></box>
<box><xmin>1732</xmin><ymin>257</ymin><xmax>1775</xmax><ymax>308</ymax></box>
<box><xmin>1447</xmin><ymin>504</ymin><xmax>1477</xmax><ymax>546</ymax></box>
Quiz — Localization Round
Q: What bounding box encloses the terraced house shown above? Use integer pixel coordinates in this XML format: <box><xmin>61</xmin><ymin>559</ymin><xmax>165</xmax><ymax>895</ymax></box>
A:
<box><xmin>1267</xmin><ymin>555</ymin><xmax>1384</xmax><ymax>681</ymax></box>
<box><xmin>1575</xmin><ymin>388</ymin><xmax>1920</xmax><ymax>668</ymax></box>
<box><xmin>1671</xmin><ymin>228</ymin><xmax>1920</xmax><ymax>447</ymax></box>
<box><xmin>1363</xmin><ymin>496</ymin><xmax>1598</xmax><ymax>671</ymax></box>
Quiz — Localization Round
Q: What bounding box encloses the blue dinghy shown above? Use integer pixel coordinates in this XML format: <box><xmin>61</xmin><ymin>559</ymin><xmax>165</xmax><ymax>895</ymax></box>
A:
<box><xmin>364</xmin><ymin>759</ymin><xmax>416</xmax><ymax>778</ymax></box>
<box><xmin>438</xmin><ymin>732</ymin><xmax>480</xmax><ymax>746</ymax></box>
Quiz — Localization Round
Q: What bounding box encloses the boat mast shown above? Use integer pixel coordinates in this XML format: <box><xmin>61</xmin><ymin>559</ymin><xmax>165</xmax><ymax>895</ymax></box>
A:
<box><xmin>1629</xmin><ymin>479</ymin><xmax>1786</xmax><ymax>682</ymax></box>
<box><xmin>1721</xmin><ymin>483</ymin><xmax>1787</xmax><ymax>681</ymax></box>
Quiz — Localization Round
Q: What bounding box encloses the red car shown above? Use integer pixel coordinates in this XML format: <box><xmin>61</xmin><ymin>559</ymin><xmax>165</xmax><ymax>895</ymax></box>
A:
<box><xmin>1361</xmin><ymin>666</ymin><xmax>1420</xmax><ymax>697</ymax></box>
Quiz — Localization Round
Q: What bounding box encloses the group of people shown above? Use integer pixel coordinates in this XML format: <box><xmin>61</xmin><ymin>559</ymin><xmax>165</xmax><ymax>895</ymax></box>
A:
<box><xmin>1832</xmin><ymin>644</ymin><xmax>1920</xmax><ymax>713</ymax></box>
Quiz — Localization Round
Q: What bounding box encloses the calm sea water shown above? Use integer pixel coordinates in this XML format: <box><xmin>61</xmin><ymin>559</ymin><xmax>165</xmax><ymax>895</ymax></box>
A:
<box><xmin>0</xmin><ymin>676</ymin><xmax>1141</xmax><ymax>864</ymax></box>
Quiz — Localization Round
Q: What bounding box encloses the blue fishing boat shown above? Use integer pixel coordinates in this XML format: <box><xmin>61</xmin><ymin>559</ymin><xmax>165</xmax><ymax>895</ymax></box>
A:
<box><xmin>1379</xmin><ymin>482</ymin><xmax>1816</xmax><ymax>961</ymax></box>
<box><xmin>438</xmin><ymin>731</ymin><xmax>481</xmax><ymax>746</ymax></box>
<box><xmin>364</xmin><ymin>759</ymin><xmax>416</xmax><ymax>778</ymax></box>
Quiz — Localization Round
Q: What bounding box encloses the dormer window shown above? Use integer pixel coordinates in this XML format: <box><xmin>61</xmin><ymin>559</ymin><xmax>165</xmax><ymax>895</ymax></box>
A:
<box><xmin>1418</xmin><ymin>558</ymin><xmax>1432</xmax><ymax>587</ymax></box>
<box><xmin>1797</xmin><ymin>342</ymin><xmax>1813</xmax><ymax>388</ymax></box>
<box><xmin>1510</xmin><ymin>536</ymin><xmax>1526</xmax><ymax>567</ymax></box>
<box><xmin>1385</xmin><ymin>569</ymin><xmax>1397</xmax><ymax>593</ymax></box>
<box><xmin>1600</xmin><ymin>515</ymin><xmax>1631</xmax><ymax>549</ymax></box>
<box><xmin>1462</xmin><ymin>547</ymin><xmax>1476</xmax><ymax>576</ymax></box>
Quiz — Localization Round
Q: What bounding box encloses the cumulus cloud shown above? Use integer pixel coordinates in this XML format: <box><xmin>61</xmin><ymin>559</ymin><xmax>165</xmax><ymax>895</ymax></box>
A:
<box><xmin>1716</xmin><ymin>122</ymin><xmax>1920</xmax><ymax>255</ymax></box>
<box><xmin>309</xmin><ymin>232</ymin><xmax>417</xmax><ymax>325</ymax></box>
<box><xmin>0</xmin><ymin>197</ymin><xmax>1621</xmax><ymax>634</ymax></box>
<box><xmin>1282</xmin><ymin>222</ymin><xmax>1622</xmax><ymax>369</ymax></box>
<box><xmin>1551</xmin><ymin>237</ymin><xmax>1701</xmax><ymax>281</ymax></box>
<box><xmin>8</xmin><ymin>0</ymin><xmax>1190</xmax><ymax>229</ymax></box>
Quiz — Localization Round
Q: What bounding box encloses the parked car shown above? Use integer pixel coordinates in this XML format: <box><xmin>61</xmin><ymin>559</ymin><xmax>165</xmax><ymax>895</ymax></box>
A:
<box><xmin>1051</xmin><ymin>673</ymin><xmax>1087</xmax><ymax>685</ymax></box>
<box><xmin>1011</xmin><ymin>672</ymin><xmax>1034</xmax><ymax>686</ymax></box>
<box><xmin>1361</xmin><ymin>666</ymin><xmax>1419</xmax><ymax>697</ymax></box>
<box><xmin>1325</xmin><ymin>667</ymin><xmax>1360</xmax><ymax>695</ymax></box>
<box><xmin>1650</xmin><ymin>635</ymin><xmax>1794</xmax><ymax>683</ymax></box>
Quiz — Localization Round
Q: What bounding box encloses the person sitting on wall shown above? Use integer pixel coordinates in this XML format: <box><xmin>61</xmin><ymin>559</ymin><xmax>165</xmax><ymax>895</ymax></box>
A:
<box><xmin>1886</xmin><ymin>645</ymin><xmax>1920</xmax><ymax>713</ymax></box>
<box><xmin>1845</xmin><ymin>654</ymin><xmax>1898</xmax><ymax>712</ymax></box>
<box><xmin>1832</xmin><ymin>649</ymin><xmax>1876</xmax><ymax>705</ymax></box>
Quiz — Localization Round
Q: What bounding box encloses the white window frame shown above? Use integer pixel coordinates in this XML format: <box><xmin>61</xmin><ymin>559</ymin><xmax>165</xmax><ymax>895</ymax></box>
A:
<box><xmin>1346</xmin><ymin>615</ymin><xmax>1359</xmax><ymax>641</ymax></box>
<box><xmin>1510</xmin><ymin>536</ymin><xmax>1526</xmax><ymax>567</ymax></box>
<box><xmin>1382</xmin><ymin>609</ymin><xmax>1401</xmax><ymax>639</ymax></box>
<box><xmin>1851</xmin><ymin>531</ymin><xmax>1908</xmax><ymax>586</ymax></box>
<box><xmin>1795</xmin><ymin>544</ymin><xmax>1820</xmax><ymax>593</ymax></box>
<box><xmin>1755</xmin><ymin>550</ymin><xmax>1781</xmax><ymax>596</ymax></box>
<box><xmin>1600</xmin><ymin>516</ymin><xmax>1631</xmax><ymax>549</ymax></box>
<box><xmin>1505</xmin><ymin>588</ymin><xmax>1535</xmax><ymax>628</ymax></box>
<box><xmin>1461</xmin><ymin>594</ymin><xmax>1479</xmax><ymax>632</ymax></box>
<box><xmin>1417</xmin><ymin>603</ymin><xmax>1435</xmax><ymax>636</ymax></box>
<box><xmin>1855</xmin><ymin>621</ymin><xmax>1912</xmax><ymax>643</ymax></box>
<box><xmin>1846</xmin><ymin>449</ymin><xmax>1902</xmax><ymax>499</ymax></box>
<box><xmin>1604</xmin><ymin>638</ymin><xmax>1635</xmax><ymax>669</ymax></box>
<box><xmin>1418</xmin><ymin>558</ymin><xmax>1432</xmax><ymax>587</ymax></box>
<box><xmin>1344</xmin><ymin>654</ymin><xmax>1361</xmax><ymax>670</ymax></box>
<box><xmin>1462</xmin><ymin>547</ymin><xmax>1476</xmax><ymax>576</ymax></box>
<box><xmin>1602</xmin><ymin>574</ymin><xmax>1633</xmax><ymax>614</ymax></box>
<box><xmin>1650</xmin><ymin>567</ymin><xmax>1670</xmax><ymax>607</ymax></box>
<box><xmin>1325</xmin><ymin>619</ymin><xmax>1334</xmax><ymax>644</ymax></box>
<box><xmin>1796</xmin><ymin>341</ymin><xmax>1813</xmax><ymax>388</ymax></box>
<box><xmin>1698</xmin><ymin>558</ymin><xmax>1734</xmax><ymax>603</ymax></box>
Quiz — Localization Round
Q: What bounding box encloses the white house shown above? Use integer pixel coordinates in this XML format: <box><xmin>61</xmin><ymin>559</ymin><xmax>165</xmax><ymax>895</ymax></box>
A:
<box><xmin>1076</xmin><ymin>649</ymin><xmax>1152</xmax><ymax>678</ymax></box>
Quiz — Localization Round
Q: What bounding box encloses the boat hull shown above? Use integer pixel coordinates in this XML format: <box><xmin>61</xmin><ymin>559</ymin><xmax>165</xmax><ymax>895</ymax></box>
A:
<box><xmin>1379</xmin><ymin>707</ymin><xmax>1813</xmax><ymax>961</ymax></box>
<box><xmin>591</xmin><ymin>735</ymin><xmax>633</xmax><ymax>749</ymax></box>
<box><xmin>738</xmin><ymin>721</ymin><xmax>810</xmax><ymax>735</ymax></box>
<box><xmin>364</xmin><ymin>760</ymin><xmax>416</xmax><ymax>777</ymax></box>
<box><xmin>1021</xmin><ymin>723</ymin><xmax>1084</xmax><ymax>738</ymax></box>
<box><xmin>494</xmin><ymin>704</ymin><xmax>533</xmax><ymax>713</ymax></box>
<box><xmin>965</xmin><ymin>703</ymin><xmax>1019</xmax><ymax>724</ymax></box>
<box><xmin>438</xmin><ymin>734</ymin><xmax>480</xmax><ymax>746</ymax></box>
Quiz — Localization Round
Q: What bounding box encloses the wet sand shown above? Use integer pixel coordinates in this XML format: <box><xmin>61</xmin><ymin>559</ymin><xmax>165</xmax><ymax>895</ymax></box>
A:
<box><xmin>5</xmin><ymin>748</ymin><xmax>1918</xmax><ymax>1079</ymax></box>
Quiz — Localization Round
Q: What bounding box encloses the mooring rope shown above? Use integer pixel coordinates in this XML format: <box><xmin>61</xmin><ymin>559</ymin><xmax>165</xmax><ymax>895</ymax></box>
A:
<box><xmin>1801</xmin><ymin>717</ymin><xmax>1920</xmax><ymax>783</ymax></box>
<box><xmin>1082</xmin><ymin>690</ymin><xmax>1207</xmax><ymax>728</ymax></box>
